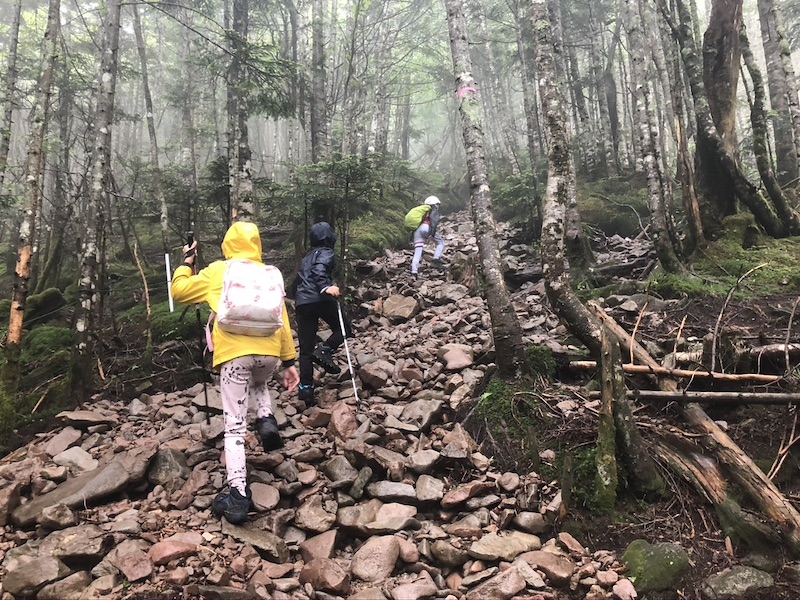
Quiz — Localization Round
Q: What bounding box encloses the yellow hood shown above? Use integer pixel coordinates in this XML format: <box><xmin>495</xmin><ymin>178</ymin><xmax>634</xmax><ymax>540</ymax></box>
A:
<box><xmin>221</xmin><ymin>221</ymin><xmax>263</xmax><ymax>261</ymax></box>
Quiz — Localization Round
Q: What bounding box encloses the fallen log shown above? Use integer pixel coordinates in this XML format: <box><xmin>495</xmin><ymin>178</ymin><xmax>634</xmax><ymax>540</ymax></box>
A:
<box><xmin>570</xmin><ymin>360</ymin><xmax>783</xmax><ymax>383</ymax></box>
<box><xmin>652</xmin><ymin>438</ymin><xmax>780</xmax><ymax>550</ymax></box>
<box><xmin>587</xmin><ymin>390</ymin><xmax>800</xmax><ymax>404</ymax></box>
<box><xmin>587</xmin><ymin>300</ymin><xmax>800</xmax><ymax>555</ymax></box>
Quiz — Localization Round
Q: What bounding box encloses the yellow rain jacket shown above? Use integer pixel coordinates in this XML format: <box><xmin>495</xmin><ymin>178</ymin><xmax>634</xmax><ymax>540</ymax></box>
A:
<box><xmin>171</xmin><ymin>222</ymin><xmax>297</xmax><ymax>369</ymax></box>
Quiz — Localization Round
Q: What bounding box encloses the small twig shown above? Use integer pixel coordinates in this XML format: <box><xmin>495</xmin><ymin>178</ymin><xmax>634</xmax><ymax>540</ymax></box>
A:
<box><xmin>768</xmin><ymin>410</ymin><xmax>800</xmax><ymax>480</ymax></box>
<box><xmin>711</xmin><ymin>263</ymin><xmax>768</xmax><ymax>371</ymax></box>
<box><xmin>673</xmin><ymin>315</ymin><xmax>687</xmax><ymax>357</ymax></box>
<box><xmin>785</xmin><ymin>297</ymin><xmax>800</xmax><ymax>376</ymax></box>
<box><xmin>631</xmin><ymin>300</ymin><xmax>649</xmax><ymax>364</ymax></box>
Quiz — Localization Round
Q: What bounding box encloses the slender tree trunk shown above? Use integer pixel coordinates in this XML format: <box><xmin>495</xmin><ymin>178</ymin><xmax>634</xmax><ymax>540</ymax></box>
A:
<box><xmin>516</xmin><ymin>3</ymin><xmax>545</xmax><ymax>168</ymax></box>
<box><xmin>0</xmin><ymin>0</ymin><xmax>23</xmax><ymax>189</ymax></box>
<box><xmin>628</xmin><ymin>0</ymin><xmax>686</xmax><ymax>273</ymax></box>
<box><xmin>589</xmin><ymin>6</ymin><xmax>618</xmax><ymax>178</ymax></box>
<box><xmin>311</xmin><ymin>0</ymin><xmax>328</xmax><ymax>163</ymax></box>
<box><xmin>72</xmin><ymin>0</ymin><xmax>121</xmax><ymax>403</ymax></box>
<box><xmin>37</xmin><ymin>57</ymin><xmax>72</xmax><ymax>295</ymax></box>
<box><xmin>3</xmin><ymin>0</ymin><xmax>61</xmax><ymax>393</ymax></box>
<box><xmin>228</xmin><ymin>0</ymin><xmax>254</xmax><ymax>221</ymax></box>
<box><xmin>528</xmin><ymin>0</ymin><xmax>602</xmax><ymax>358</ymax></box>
<box><xmin>444</xmin><ymin>0</ymin><xmax>531</xmax><ymax>380</ymax></box>
<box><xmin>740</xmin><ymin>24</ymin><xmax>799</xmax><ymax>233</ymax></box>
<box><xmin>756</xmin><ymin>0</ymin><xmax>799</xmax><ymax>185</ymax></box>
<box><xmin>132</xmin><ymin>4</ymin><xmax>169</xmax><ymax>254</ymax></box>
<box><xmin>514</xmin><ymin>4</ymin><xmax>544</xmax><ymax>238</ymax></box>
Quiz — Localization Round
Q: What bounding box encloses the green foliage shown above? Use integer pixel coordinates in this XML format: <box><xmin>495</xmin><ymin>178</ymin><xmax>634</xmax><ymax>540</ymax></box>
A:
<box><xmin>21</xmin><ymin>326</ymin><xmax>74</xmax><ymax>363</ymax></box>
<box><xmin>492</xmin><ymin>170</ymin><xmax>543</xmax><ymax>238</ymax></box>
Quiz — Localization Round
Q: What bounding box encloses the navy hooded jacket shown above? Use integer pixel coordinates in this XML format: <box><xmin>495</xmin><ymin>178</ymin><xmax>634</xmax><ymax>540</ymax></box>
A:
<box><xmin>294</xmin><ymin>222</ymin><xmax>337</xmax><ymax>306</ymax></box>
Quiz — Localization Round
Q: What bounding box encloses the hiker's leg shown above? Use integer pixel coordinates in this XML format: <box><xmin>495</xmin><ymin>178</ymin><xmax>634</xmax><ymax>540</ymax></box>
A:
<box><xmin>250</xmin><ymin>355</ymin><xmax>280</xmax><ymax>418</ymax></box>
<box><xmin>296</xmin><ymin>303</ymin><xmax>318</xmax><ymax>387</ymax></box>
<box><xmin>433</xmin><ymin>230</ymin><xmax>445</xmax><ymax>260</ymax></box>
<box><xmin>219</xmin><ymin>356</ymin><xmax>254</xmax><ymax>494</ymax></box>
<box><xmin>411</xmin><ymin>224</ymin><xmax>429</xmax><ymax>274</ymax></box>
<box><xmin>319</xmin><ymin>301</ymin><xmax>351</xmax><ymax>352</ymax></box>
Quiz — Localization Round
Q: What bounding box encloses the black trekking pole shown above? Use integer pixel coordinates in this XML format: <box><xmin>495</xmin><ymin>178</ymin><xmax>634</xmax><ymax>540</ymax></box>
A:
<box><xmin>186</xmin><ymin>231</ymin><xmax>211</xmax><ymax>425</ymax></box>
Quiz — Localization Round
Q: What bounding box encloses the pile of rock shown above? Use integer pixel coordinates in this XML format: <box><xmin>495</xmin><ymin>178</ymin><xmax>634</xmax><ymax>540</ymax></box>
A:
<box><xmin>3</xmin><ymin>214</ymin><xmax>773</xmax><ymax>600</ymax></box>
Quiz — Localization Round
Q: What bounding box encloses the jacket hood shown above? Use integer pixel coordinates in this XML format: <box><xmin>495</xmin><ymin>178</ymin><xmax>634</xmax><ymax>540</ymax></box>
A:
<box><xmin>221</xmin><ymin>221</ymin><xmax>263</xmax><ymax>261</ymax></box>
<box><xmin>310</xmin><ymin>222</ymin><xmax>336</xmax><ymax>248</ymax></box>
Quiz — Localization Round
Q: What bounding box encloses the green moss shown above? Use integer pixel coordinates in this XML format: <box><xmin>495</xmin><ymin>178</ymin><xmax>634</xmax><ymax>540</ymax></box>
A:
<box><xmin>621</xmin><ymin>539</ymin><xmax>691</xmax><ymax>592</ymax></box>
<box><xmin>118</xmin><ymin>302</ymin><xmax>209</xmax><ymax>344</ymax></box>
<box><xmin>474</xmin><ymin>378</ymin><xmax>545</xmax><ymax>471</ymax></box>
<box><xmin>649</xmin><ymin>213</ymin><xmax>800</xmax><ymax>298</ymax></box>
<box><xmin>0</xmin><ymin>288</ymin><xmax>67</xmax><ymax>327</ymax></box>
<box><xmin>525</xmin><ymin>345</ymin><xmax>556</xmax><ymax>380</ymax></box>
<box><xmin>21</xmin><ymin>326</ymin><xmax>75</xmax><ymax>362</ymax></box>
<box><xmin>578</xmin><ymin>175</ymin><xmax>650</xmax><ymax>237</ymax></box>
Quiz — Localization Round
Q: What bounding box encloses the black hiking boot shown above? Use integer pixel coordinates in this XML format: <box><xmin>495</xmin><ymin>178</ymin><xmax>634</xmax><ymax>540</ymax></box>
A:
<box><xmin>298</xmin><ymin>384</ymin><xmax>316</xmax><ymax>408</ymax></box>
<box><xmin>255</xmin><ymin>415</ymin><xmax>283</xmax><ymax>451</ymax></box>
<box><xmin>312</xmin><ymin>343</ymin><xmax>341</xmax><ymax>374</ymax></box>
<box><xmin>432</xmin><ymin>258</ymin><xmax>445</xmax><ymax>270</ymax></box>
<box><xmin>212</xmin><ymin>487</ymin><xmax>252</xmax><ymax>524</ymax></box>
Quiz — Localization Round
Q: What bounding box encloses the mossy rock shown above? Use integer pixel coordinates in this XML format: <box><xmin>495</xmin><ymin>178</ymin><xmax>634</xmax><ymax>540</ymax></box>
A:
<box><xmin>22</xmin><ymin>326</ymin><xmax>75</xmax><ymax>363</ymax></box>
<box><xmin>621</xmin><ymin>539</ymin><xmax>691</xmax><ymax>592</ymax></box>
<box><xmin>0</xmin><ymin>288</ymin><xmax>67</xmax><ymax>327</ymax></box>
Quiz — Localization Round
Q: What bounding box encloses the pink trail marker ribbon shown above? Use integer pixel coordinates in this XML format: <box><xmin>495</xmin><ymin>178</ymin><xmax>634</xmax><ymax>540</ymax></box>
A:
<box><xmin>457</xmin><ymin>86</ymin><xmax>477</xmax><ymax>99</ymax></box>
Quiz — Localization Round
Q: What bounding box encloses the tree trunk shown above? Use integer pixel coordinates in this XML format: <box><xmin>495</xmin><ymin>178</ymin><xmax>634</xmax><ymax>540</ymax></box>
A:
<box><xmin>740</xmin><ymin>24</ymin><xmax>800</xmax><ymax>233</ymax></box>
<box><xmin>132</xmin><ymin>4</ymin><xmax>169</xmax><ymax>254</ymax></box>
<box><xmin>628</xmin><ymin>0</ymin><xmax>686</xmax><ymax>273</ymax></box>
<box><xmin>444</xmin><ymin>0</ymin><xmax>531</xmax><ymax>380</ymax></box>
<box><xmin>589</xmin><ymin>5</ymin><xmax>618</xmax><ymax>179</ymax></box>
<box><xmin>228</xmin><ymin>0</ymin><xmax>254</xmax><ymax>222</ymax></box>
<box><xmin>72</xmin><ymin>0</ymin><xmax>121</xmax><ymax>404</ymax></box>
<box><xmin>595</xmin><ymin>327</ymin><xmax>620</xmax><ymax>511</ymax></box>
<box><xmin>311</xmin><ymin>0</ymin><xmax>328</xmax><ymax>164</ymax></box>
<box><xmin>0</xmin><ymin>0</ymin><xmax>22</xmax><ymax>189</ymax></box>
<box><xmin>3</xmin><ymin>0</ymin><xmax>60</xmax><ymax>394</ymax></box>
<box><xmin>756</xmin><ymin>0</ymin><xmax>799</xmax><ymax>185</ymax></box>
<box><xmin>528</xmin><ymin>0</ymin><xmax>602</xmax><ymax>359</ymax></box>
<box><xmin>663</xmin><ymin>0</ymin><xmax>790</xmax><ymax>238</ymax></box>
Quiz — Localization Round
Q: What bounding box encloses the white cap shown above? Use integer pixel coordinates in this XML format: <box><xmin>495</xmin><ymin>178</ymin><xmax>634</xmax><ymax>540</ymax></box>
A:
<box><xmin>424</xmin><ymin>196</ymin><xmax>440</xmax><ymax>205</ymax></box>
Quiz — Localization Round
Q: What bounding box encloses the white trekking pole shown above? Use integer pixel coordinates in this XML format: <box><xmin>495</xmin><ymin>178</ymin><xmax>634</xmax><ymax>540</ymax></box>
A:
<box><xmin>337</xmin><ymin>300</ymin><xmax>359</xmax><ymax>408</ymax></box>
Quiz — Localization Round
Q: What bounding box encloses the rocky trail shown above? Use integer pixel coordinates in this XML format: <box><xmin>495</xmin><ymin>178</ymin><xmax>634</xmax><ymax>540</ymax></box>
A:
<box><xmin>0</xmin><ymin>214</ymin><xmax>790</xmax><ymax>600</ymax></box>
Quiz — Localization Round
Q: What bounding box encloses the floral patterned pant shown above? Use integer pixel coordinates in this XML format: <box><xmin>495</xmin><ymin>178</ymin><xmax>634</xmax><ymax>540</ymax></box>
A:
<box><xmin>219</xmin><ymin>355</ymin><xmax>279</xmax><ymax>493</ymax></box>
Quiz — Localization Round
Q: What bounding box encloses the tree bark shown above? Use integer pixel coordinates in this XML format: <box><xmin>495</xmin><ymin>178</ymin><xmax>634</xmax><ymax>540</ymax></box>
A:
<box><xmin>740</xmin><ymin>23</ymin><xmax>800</xmax><ymax>233</ymax></box>
<box><xmin>0</xmin><ymin>0</ymin><xmax>22</xmax><ymax>189</ymax></box>
<box><xmin>444</xmin><ymin>0</ymin><xmax>531</xmax><ymax>380</ymax></box>
<box><xmin>132</xmin><ymin>4</ymin><xmax>169</xmax><ymax>254</ymax></box>
<box><xmin>595</xmin><ymin>327</ymin><xmax>620</xmax><ymax>510</ymax></box>
<box><xmin>628</xmin><ymin>0</ymin><xmax>686</xmax><ymax>273</ymax></box>
<box><xmin>228</xmin><ymin>0</ymin><xmax>254</xmax><ymax>222</ymax></box>
<box><xmin>528</xmin><ymin>0</ymin><xmax>602</xmax><ymax>359</ymax></box>
<box><xmin>311</xmin><ymin>0</ymin><xmax>328</xmax><ymax>164</ymax></box>
<box><xmin>4</xmin><ymin>0</ymin><xmax>60</xmax><ymax>393</ymax></box>
<box><xmin>662</xmin><ymin>0</ymin><xmax>790</xmax><ymax>238</ymax></box>
<box><xmin>72</xmin><ymin>0</ymin><xmax>121</xmax><ymax>404</ymax></box>
<box><xmin>756</xmin><ymin>0</ymin><xmax>799</xmax><ymax>185</ymax></box>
